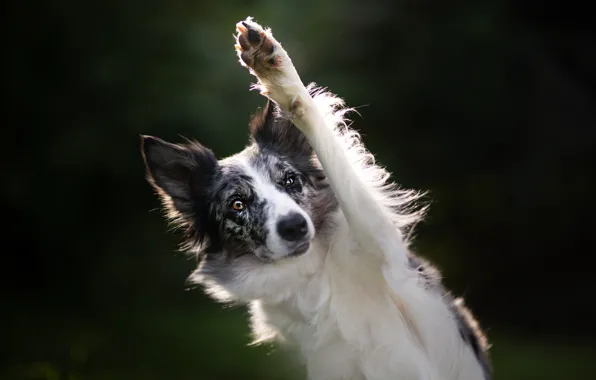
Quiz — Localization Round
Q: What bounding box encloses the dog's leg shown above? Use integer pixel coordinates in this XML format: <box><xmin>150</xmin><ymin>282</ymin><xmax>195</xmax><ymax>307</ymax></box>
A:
<box><xmin>235</xmin><ymin>18</ymin><xmax>410</xmax><ymax>268</ymax></box>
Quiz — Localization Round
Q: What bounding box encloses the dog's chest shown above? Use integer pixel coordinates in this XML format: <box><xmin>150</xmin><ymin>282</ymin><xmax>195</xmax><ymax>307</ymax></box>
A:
<box><xmin>256</xmin><ymin>256</ymin><xmax>418</xmax><ymax>380</ymax></box>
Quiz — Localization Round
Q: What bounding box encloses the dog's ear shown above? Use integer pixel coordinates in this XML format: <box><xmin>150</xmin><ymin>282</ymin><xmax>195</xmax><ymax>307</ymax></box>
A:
<box><xmin>249</xmin><ymin>100</ymin><xmax>312</xmax><ymax>157</ymax></box>
<box><xmin>141</xmin><ymin>135</ymin><xmax>218</xmax><ymax>222</ymax></box>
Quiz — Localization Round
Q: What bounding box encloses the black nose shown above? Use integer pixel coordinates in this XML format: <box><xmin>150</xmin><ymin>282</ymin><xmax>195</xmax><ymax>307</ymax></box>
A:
<box><xmin>277</xmin><ymin>213</ymin><xmax>308</xmax><ymax>241</ymax></box>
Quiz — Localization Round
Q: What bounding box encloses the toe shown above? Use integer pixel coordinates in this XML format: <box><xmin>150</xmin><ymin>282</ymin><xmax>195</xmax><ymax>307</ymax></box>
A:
<box><xmin>247</xmin><ymin>27</ymin><xmax>261</xmax><ymax>46</ymax></box>
<box><xmin>238</xmin><ymin>33</ymin><xmax>251</xmax><ymax>51</ymax></box>
<box><xmin>236</xmin><ymin>22</ymin><xmax>248</xmax><ymax>34</ymax></box>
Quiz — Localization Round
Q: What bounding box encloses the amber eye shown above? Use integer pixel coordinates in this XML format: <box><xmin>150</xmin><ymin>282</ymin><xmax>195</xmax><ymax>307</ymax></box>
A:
<box><xmin>231</xmin><ymin>199</ymin><xmax>245</xmax><ymax>211</ymax></box>
<box><xmin>285</xmin><ymin>174</ymin><xmax>296</xmax><ymax>187</ymax></box>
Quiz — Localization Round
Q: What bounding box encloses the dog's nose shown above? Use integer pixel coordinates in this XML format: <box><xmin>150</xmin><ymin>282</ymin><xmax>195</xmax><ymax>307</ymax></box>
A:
<box><xmin>277</xmin><ymin>213</ymin><xmax>308</xmax><ymax>241</ymax></box>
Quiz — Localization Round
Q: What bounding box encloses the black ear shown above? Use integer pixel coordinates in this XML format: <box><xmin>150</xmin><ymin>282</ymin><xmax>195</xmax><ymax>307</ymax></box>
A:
<box><xmin>249</xmin><ymin>100</ymin><xmax>312</xmax><ymax>158</ymax></box>
<box><xmin>141</xmin><ymin>135</ymin><xmax>218</xmax><ymax>221</ymax></box>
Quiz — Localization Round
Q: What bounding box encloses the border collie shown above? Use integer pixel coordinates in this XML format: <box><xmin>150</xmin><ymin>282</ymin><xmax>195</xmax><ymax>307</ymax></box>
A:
<box><xmin>140</xmin><ymin>17</ymin><xmax>491</xmax><ymax>380</ymax></box>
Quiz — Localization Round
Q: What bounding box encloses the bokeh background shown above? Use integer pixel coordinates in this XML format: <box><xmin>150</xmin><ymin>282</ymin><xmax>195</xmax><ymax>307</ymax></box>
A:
<box><xmin>3</xmin><ymin>1</ymin><xmax>596</xmax><ymax>379</ymax></box>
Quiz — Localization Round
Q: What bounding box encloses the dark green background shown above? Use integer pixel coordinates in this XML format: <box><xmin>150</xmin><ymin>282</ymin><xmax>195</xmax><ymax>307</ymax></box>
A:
<box><xmin>3</xmin><ymin>1</ymin><xmax>595</xmax><ymax>379</ymax></box>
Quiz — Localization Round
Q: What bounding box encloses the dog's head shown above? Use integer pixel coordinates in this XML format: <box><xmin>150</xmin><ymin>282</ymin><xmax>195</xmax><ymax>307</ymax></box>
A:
<box><xmin>141</xmin><ymin>101</ymin><xmax>336</xmax><ymax>300</ymax></box>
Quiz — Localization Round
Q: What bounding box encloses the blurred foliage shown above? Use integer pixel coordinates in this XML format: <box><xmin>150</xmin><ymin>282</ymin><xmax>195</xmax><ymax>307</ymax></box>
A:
<box><xmin>3</xmin><ymin>0</ymin><xmax>596</xmax><ymax>379</ymax></box>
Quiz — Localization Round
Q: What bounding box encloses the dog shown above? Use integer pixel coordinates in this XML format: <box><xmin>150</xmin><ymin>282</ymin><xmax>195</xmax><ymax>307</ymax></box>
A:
<box><xmin>140</xmin><ymin>17</ymin><xmax>491</xmax><ymax>380</ymax></box>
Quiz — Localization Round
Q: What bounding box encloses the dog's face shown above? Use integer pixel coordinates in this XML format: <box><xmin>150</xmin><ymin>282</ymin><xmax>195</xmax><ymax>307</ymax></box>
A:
<box><xmin>141</xmin><ymin>101</ymin><xmax>336</xmax><ymax>299</ymax></box>
<box><xmin>214</xmin><ymin>151</ymin><xmax>317</xmax><ymax>258</ymax></box>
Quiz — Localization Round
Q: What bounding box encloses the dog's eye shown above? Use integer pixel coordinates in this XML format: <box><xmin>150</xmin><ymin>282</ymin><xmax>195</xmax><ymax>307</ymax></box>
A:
<box><xmin>231</xmin><ymin>199</ymin><xmax>245</xmax><ymax>211</ymax></box>
<box><xmin>285</xmin><ymin>174</ymin><xmax>296</xmax><ymax>187</ymax></box>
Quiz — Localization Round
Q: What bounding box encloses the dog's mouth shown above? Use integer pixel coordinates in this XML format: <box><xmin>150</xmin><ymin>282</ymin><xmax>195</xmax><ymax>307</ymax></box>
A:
<box><xmin>254</xmin><ymin>241</ymin><xmax>311</xmax><ymax>262</ymax></box>
<box><xmin>288</xmin><ymin>241</ymin><xmax>310</xmax><ymax>257</ymax></box>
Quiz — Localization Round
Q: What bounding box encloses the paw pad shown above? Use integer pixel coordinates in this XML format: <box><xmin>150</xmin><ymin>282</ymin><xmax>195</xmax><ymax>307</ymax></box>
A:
<box><xmin>235</xmin><ymin>18</ymin><xmax>280</xmax><ymax>72</ymax></box>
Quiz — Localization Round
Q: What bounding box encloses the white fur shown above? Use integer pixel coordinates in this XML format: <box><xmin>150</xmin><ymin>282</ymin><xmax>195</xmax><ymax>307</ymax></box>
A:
<box><xmin>196</xmin><ymin>18</ymin><xmax>487</xmax><ymax>380</ymax></box>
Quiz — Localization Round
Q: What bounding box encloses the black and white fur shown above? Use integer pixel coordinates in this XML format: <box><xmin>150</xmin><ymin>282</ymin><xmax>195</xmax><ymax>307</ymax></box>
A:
<box><xmin>141</xmin><ymin>17</ymin><xmax>491</xmax><ymax>380</ymax></box>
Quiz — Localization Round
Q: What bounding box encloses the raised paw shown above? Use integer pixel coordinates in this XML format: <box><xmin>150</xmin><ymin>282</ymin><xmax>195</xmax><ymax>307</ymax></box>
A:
<box><xmin>234</xmin><ymin>17</ymin><xmax>306</xmax><ymax>111</ymax></box>
<box><xmin>235</xmin><ymin>18</ymin><xmax>284</xmax><ymax>75</ymax></box>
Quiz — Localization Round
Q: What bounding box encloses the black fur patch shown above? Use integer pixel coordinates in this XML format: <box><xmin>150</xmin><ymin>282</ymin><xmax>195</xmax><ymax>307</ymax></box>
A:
<box><xmin>450</xmin><ymin>298</ymin><xmax>492</xmax><ymax>379</ymax></box>
<box><xmin>141</xmin><ymin>135</ymin><xmax>220</xmax><ymax>250</ymax></box>
<box><xmin>250</xmin><ymin>100</ymin><xmax>313</xmax><ymax>160</ymax></box>
<box><xmin>208</xmin><ymin>163</ymin><xmax>270</xmax><ymax>256</ymax></box>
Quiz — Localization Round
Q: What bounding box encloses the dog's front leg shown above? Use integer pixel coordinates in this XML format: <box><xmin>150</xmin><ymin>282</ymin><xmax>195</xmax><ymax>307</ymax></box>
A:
<box><xmin>235</xmin><ymin>18</ymin><xmax>410</xmax><ymax>268</ymax></box>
